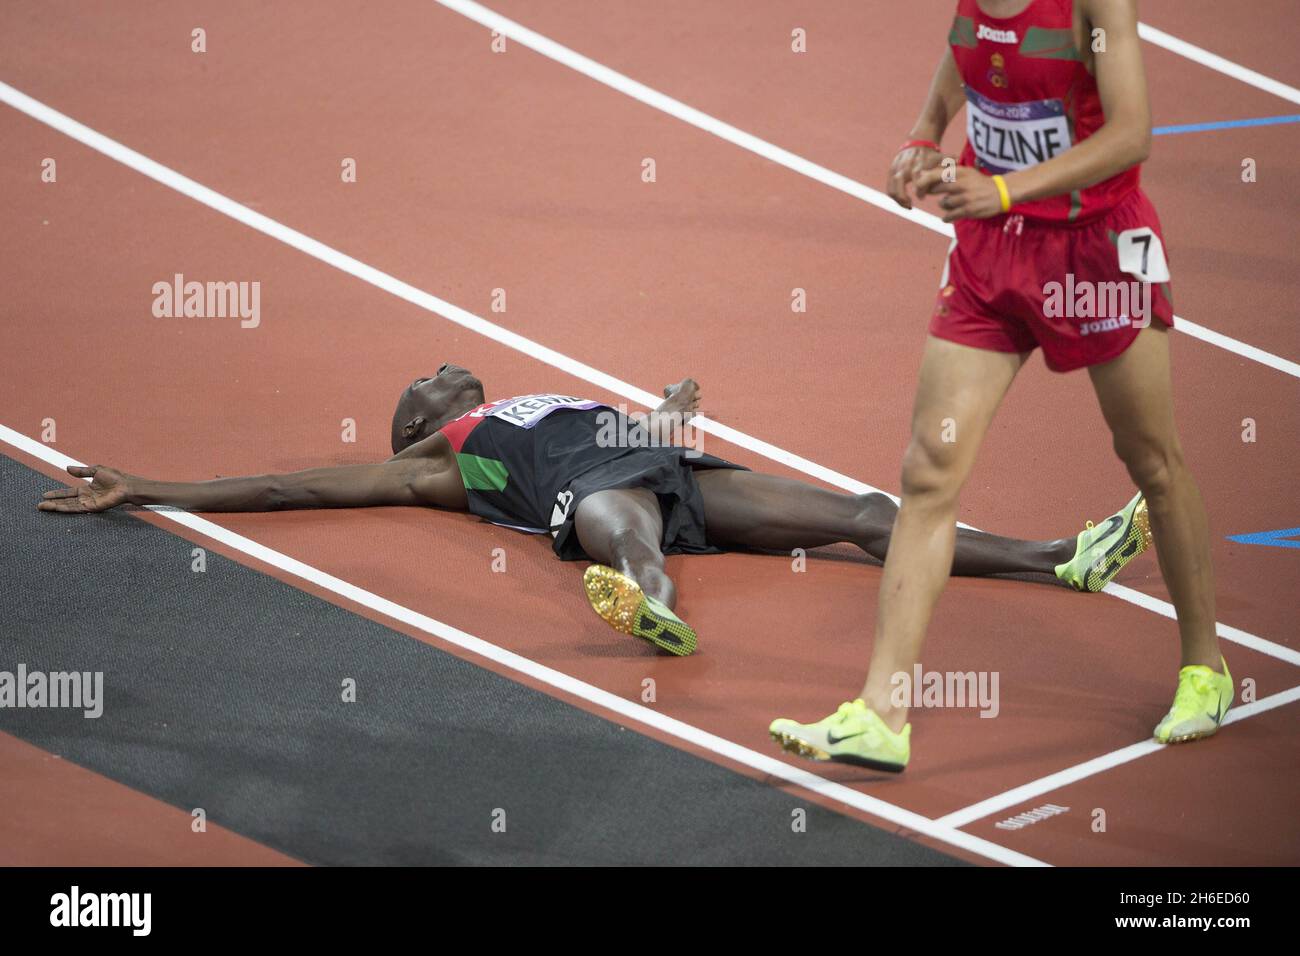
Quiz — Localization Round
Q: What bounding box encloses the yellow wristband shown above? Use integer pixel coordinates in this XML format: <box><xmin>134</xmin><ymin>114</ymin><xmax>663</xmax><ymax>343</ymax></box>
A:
<box><xmin>992</xmin><ymin>174</ymin><xmax>1012</xmax><ymax>213</ymax></box>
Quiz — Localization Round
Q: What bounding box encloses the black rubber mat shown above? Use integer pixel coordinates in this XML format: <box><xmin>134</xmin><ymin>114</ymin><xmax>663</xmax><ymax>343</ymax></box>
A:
<box><xmin>0</xmin><ymin>453</ymin><xmax>963</xmax><ymax>866</ymax></box>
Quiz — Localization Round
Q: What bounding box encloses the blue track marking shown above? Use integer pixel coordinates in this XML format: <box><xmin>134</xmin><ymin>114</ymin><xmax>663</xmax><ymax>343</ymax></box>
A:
<box><xmin>1226</xmin><ymin>527</ymin><xmax>1300</xmax><ymax>550</ymax></box>
<box><xmin>1153</xmin><ymin>114</ymin><xmax>1300</xmax><ymax>135</ymax></box>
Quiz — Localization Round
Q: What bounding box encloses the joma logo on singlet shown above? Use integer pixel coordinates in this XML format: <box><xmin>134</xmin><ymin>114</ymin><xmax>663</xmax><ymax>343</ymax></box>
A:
<box><xmin>977</xmin><ymin>24</ymin><xmax>1019</xmax><ymax>44</ymax></box>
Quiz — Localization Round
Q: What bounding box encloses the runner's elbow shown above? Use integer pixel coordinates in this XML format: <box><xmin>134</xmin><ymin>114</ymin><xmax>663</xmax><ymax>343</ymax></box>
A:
<box><xmin>1129</xmin><ymin>126</ymin><xmax>1151</xmax><ymax>166</ymax></box>
<box><xmin>1102</xmin><ymin>118</ymin><xmax>1150</xmax><ymax>170</ymax></box>
<box><xmin>1112</xmin><ymin>116</ymin><xmax>1151</xmax><ymax>167</ymax></box>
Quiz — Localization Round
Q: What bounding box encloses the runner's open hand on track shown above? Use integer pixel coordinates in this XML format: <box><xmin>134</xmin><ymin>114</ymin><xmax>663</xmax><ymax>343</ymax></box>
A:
<box><xmin>662</xmin><ymin>378</ymin><xmax>701</xmax><ymax>420</ymax></box>
<box><xmin>38</xmin><ymin>465</ymin><xmax>132</xmax><ymax>513</ymax></box>
<box><xmin>915</xmin><ymin>165</ymin><xmax>1005</xmax><ymax>223</ymax></box>
<box><xmin>885</xmin><ymin>145</ymin><xmax>944</xmax><ymax>210</ymax></box>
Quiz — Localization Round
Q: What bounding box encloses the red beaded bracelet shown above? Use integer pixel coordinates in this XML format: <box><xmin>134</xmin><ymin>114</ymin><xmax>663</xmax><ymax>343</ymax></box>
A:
<box><xmin>897</xmin><ymin>139</ymin><xmax>941</xmax><ymax>154</ymax></box>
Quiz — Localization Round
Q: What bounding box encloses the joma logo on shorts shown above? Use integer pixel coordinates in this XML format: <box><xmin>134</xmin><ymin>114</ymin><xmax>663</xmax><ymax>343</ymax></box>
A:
<box><xmin>1078</xmin><ymin>316</ymin><xmax>1132</xmax><ymax>336</ymax></box>
<box><xmin>977</xmin><ymin>24</ymin><xmax>1019</xmax><ymax>43</ymax></box>
<box><xmin>1042</xmin><ymin>273</ymin><xmax>1152</xmax><ymax>331</ymax></box>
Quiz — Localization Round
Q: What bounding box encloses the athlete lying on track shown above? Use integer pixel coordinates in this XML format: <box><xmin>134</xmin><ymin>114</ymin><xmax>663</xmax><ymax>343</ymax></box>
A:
<box><xmin>37</xmin><ymin>367</ymin><xmax>1149</xmax><ymax>655</ymax></box>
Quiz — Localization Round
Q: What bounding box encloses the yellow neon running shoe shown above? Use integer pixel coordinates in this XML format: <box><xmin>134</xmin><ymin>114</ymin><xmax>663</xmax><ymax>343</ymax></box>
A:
<box><xmin>769</xmin><ymin>699</ymin><xmax>910</xmax><ymax>772</ymax></box>
<box><xmin>1055</xmin><ymin>491</ymin><xmax>1152</xmax><ymax>592</ymax></box>
<box><xmin>582</xmin><ymin>565</ymin><xmax>697</xmax><ymax>656</ymax></box>
<box><xmin>1153</xmin><ymin>658</ymin><xmax>1233</xmax><ymax>744</ymax></box>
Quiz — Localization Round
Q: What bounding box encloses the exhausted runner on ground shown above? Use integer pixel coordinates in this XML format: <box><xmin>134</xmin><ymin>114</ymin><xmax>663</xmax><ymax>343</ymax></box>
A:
<box><xmin>38</xmin><ymin>366</ymin><xmax>1148</xmax><ymax>655</ymax></box>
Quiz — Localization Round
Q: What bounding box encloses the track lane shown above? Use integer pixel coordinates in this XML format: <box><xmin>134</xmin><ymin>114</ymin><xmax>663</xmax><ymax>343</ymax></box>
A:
<box><xmin>955</xmin><ymin>704</ymin><xmax>1300</xmax><ymax>866</ymax></box>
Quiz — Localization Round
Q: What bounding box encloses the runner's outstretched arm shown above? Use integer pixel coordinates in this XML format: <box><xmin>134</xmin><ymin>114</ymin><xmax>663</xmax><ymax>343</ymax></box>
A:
<box><xmin>36</xmin><ymin>454</ymin><xmax>465</xmax><ymax>514</ymax></box>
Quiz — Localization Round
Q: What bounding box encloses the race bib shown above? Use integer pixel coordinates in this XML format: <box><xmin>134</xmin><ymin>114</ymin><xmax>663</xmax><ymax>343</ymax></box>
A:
<box><xmin>965</xmin><ymin>88</ymin><xmax>1072</xmax><ymax>174</ymax></box>
<box><xmin>478</xmin><ymin>393</ymin><xmax>606</xmax><ymax>429</ymax></box>
<box><xmin>1115</xmin><ymin>227</ymin><xmax>1171</xmax><ymax>283</ymax></box>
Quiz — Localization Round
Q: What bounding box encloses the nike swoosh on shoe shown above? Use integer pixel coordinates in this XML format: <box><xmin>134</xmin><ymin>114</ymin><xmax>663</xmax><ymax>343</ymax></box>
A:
<box><xmin>825</xmin><ymin>729</ymin><xmax>866</xmax><ymax>744</ymax></box>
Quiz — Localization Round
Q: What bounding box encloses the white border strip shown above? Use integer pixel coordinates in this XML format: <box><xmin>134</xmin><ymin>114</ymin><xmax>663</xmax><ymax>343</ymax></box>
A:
<box><xmin>1138</xmin><ymin>22</ymin><xmax>1300</xmax><ymax>107</ymax></box>
<box><xmin>0</xmin><ymin>422</ymin><xmax>1044</xmax><ymax>868</ymax></box>
<box><xmin>1172</xmin><ymin>315</ymin><xmax>1300</xmax><ymax>379</ymax></box>
<box><xmin>1106</xmin><ymin>582</ymin><xmax>1300</xmax><ymax>668</ymax></box>
<box><xmin>1</xmin><ymin>78</ymin><xmax>1295</xmax><ymax>669</ymax></box>
<box><xmin>432</xmin><ymin>0</ymin><xmax>1300</xmax><ymax>381</ymax></box>
<box><xmin>936</xmin><ymin>683</ymin><xmax>1300</xmax><ymax>829</ymax></box>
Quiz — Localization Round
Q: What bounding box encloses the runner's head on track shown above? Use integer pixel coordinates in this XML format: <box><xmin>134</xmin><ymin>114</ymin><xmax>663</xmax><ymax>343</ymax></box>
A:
<box><xmin>391</xmin><ymin>363</ymin><xmax>485</xmax><ymax>453</ymax></box>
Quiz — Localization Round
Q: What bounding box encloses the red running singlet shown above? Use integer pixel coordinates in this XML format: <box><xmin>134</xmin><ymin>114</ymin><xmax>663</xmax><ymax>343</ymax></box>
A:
<box><xmin>949</xmin><ymin>0</ymin><xmax>1139</xmax><ymax>223</ymax></box>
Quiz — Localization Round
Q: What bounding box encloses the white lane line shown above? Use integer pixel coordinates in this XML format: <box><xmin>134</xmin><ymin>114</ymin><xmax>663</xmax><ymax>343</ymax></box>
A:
<box><xmin>1105</xmin><ymin>582</ymin><xmax>1300</xmax><ymax>668</ymax></box>
<box><xmin>936</xmin><ymin>683</ymin><xmax>1300</xmax><ymax>829</ymax></box>
<box><xmin>0</xmin><ymin>424</ymin><xmax>1043</xmax><ymax>868</ymax></box>
<box><xmin>1138</xmin><ymin>21</ymin><xmax>1300</xmax><ymax>107</ymax></box>
<box><xmin>2</xmin><ymin>78</ymin><xmax>1295</xmax><ymax>670</ymax></box>
<box><xmin>429</xmin><ymin>0</ymin><xmax>938</xmax><ymax>240</ymax></box>
<box><xmin>433</xmin><ymin>0</ymin><xmax>1300</xmax><ymax>381</ymax></box>
<box><xmin>1173</xmin><ymin>315</ymin><xmax>1300</xmax><ymax>380</ymax></box>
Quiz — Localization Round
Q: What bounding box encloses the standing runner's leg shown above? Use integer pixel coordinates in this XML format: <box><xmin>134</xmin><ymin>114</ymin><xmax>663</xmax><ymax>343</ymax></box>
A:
<box><xmin>695</xmin><ymin>469</ymin><xmax>1075</xmax><ymax>576</ymax></box>
<box><xmin>1088</xmin><ymin>326</ymin><xmax>1220</xmax><ymax>668</ymax></box>
<box><xmin>859</xmin><ymin>337</ymin><xmax>1028</xmax><ymax>731</ymax></box>
<box><xmin>573</xmin><ymin>487</ymin><xmax>673</xmax><ymax>607</ymax></box>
